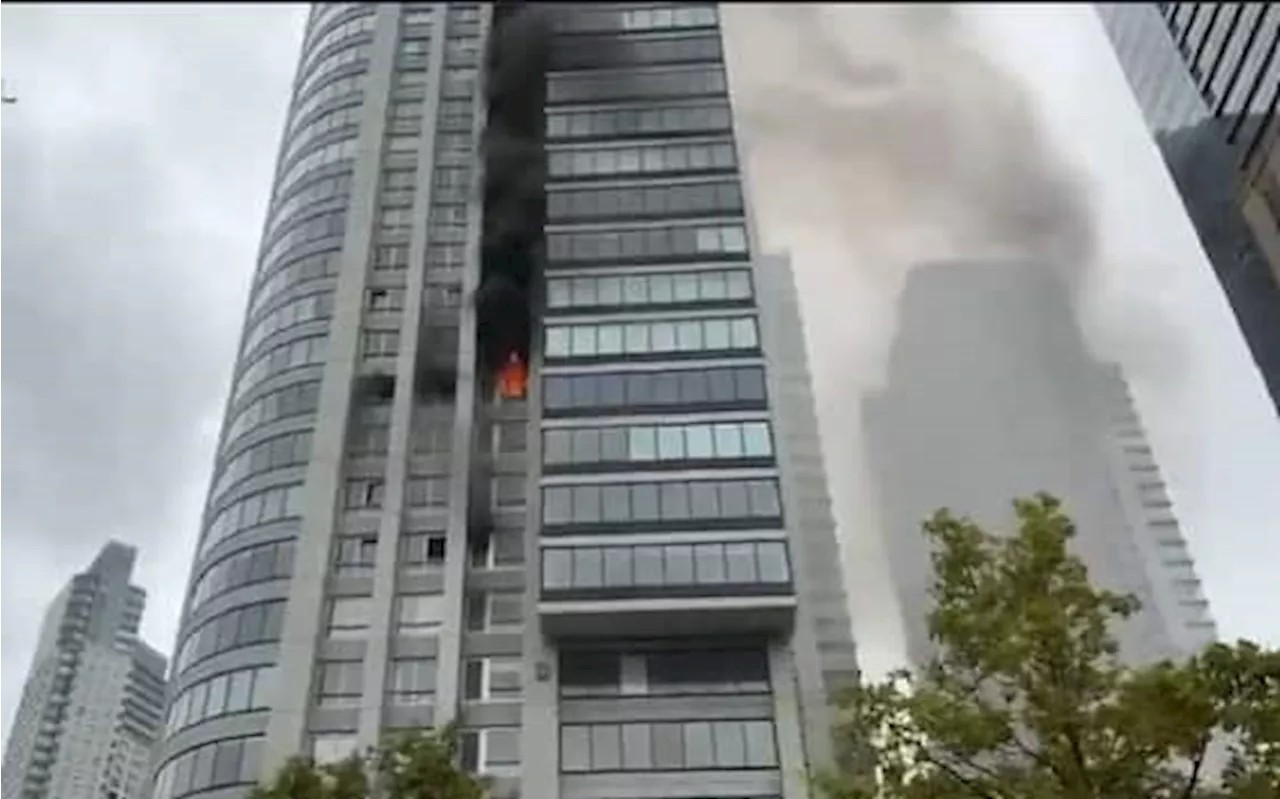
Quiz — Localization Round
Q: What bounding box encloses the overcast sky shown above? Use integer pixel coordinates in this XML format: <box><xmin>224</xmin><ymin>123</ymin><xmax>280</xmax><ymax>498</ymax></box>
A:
<box><xmin>3</xmin><ymin>2</ymin><xmax>1279</xmax><ymax>745</ymax></box>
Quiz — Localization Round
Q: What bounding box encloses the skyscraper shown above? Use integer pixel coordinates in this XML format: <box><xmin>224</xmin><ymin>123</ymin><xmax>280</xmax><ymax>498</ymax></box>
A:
<box><xmin>1096</xmin><ymin>2</ymin><xmax>1280</xmax><ymax>416</ymax></box>
<box><xmin>148</xmin><ymin>4</ymin><xmax>858</xmax><ymax>798</ymax></box>
<box><xmin>863</xmin><ymin>260</ymin><xmax>1215</xmax><ymax>671</ymax></box>
<box><xmin>2</xmin><ymin>542</ymin><xmax>168</xmax><ymax>799</ymax></box>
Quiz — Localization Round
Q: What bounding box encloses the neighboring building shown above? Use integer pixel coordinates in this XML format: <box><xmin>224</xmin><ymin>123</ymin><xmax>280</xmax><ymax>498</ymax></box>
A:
<box><xmin>1</xmin><ymin>542</ymin><xmax>168</xmax><ymax>799</ymax></box>
<box><xmin>863</xmin><ymin>261</ymin><xmax>1215</xmax><ymax>671</ymax></box>
<box><xmin>149</xmin><ymin>4</ymin><xmax>858</xmax><ymax>799</ymax></box>
<box><xmin>1096</xmin><ymin>2</ymin><xmax>1280</xmax><ymax>416</ymax></box>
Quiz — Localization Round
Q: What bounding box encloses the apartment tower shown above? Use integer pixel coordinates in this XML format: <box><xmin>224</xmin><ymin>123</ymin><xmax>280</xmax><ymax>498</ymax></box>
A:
<box><xmin>148</xmin><ymin>4</ymin><xmax>858</xmax><ymax>798</ymax></box>
<box><xmin>863</xmin><ymin>260</ymin><xmax>1215</xmax><ymax>672</ymax></box>
<box><xmin>1</xmin><ymin>542</ymin><xmax>168</xmax><ymax>799</ymax></box>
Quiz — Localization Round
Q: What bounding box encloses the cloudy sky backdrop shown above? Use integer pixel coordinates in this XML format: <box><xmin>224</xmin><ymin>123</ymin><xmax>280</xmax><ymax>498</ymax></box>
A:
<box><xmin>3</xmin><ymin>2</ymin><xmax>1278</xmax><ymax>745</ymax></box>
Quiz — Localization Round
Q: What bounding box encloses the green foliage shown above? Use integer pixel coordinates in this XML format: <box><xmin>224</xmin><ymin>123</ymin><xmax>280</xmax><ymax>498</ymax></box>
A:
<box><xmin>248</xmin><ymin>722</ymin><xmax>488</xmax><ymax>799</ymax></box>
<box><xmin>817</xmin><ymin>493</ymin><xmax>1280</xmax><ymax>799</ymax></box>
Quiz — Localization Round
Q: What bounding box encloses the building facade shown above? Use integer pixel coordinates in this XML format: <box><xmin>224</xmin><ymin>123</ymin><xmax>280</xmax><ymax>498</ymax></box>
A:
<box><xmin>1096</xmin><ymin>2</ymin><xmax>1280</xmax><ymax>416</ymax></box>
<box><xmin>1</xmin><ymin>542</ymin><xmax>168</xmax><ymax>799</ymax></box>
<box><xmin>148</xmin><ymin>4</ymin><xmax>858</xmax><ymax>798</ymax></box>
<box><xmin>862</xmin><ymin>261</ymin><xmax>1216</xmax><ymax>671</ymax></box>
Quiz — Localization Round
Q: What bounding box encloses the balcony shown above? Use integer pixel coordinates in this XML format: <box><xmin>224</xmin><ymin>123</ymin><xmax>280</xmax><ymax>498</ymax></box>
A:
<box><xmin>538</xmin><ymin>539</ymin><xmax>796</xmax><ymax>637</ymax></box>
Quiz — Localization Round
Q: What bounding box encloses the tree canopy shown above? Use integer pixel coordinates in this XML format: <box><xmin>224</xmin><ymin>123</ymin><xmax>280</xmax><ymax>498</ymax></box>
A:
<box><xmin>248</xmin><ymin>723</ymin><xmax>487</xmax><ymax>799</ymax></box>
<box><xmin>817</xmin><ymin>493</ymin><xmax>1280</xmax><ymax>799</ymax></box>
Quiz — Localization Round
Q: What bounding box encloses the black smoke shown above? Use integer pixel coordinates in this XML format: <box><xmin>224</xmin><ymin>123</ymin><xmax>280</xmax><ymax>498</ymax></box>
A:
<box><xmin>477</xmin><ymin>2</ymin><xmax>554</xmax><ymax>371</ymax></box>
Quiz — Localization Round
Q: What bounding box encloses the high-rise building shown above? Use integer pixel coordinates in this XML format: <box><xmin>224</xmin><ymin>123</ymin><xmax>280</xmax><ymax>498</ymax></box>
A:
<box><xmin>863</xmin><ymin>261</ymin><xmax>1216</xmax><ymax>671</ymax></box>
<box><xmin>1096</xmin><ymin>2</ymin><xmax>1280</xmax><ymax>416</ymax></box>
<box><xmin>148</xmin><ymin>4</ymin><xmax>858</xmax><ymax>798</ymax></box>
<box><xmin>1</xmin><ymin>542</ymin><xmax>168</xmax><ymax>799</ymax></box>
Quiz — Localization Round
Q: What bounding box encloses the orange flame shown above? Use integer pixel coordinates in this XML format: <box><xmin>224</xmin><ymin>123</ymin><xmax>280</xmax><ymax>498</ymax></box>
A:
<box><xmin>495</xmin><ymin>352</ymin><xmax>528</xmax><ymax>400</ymax></box>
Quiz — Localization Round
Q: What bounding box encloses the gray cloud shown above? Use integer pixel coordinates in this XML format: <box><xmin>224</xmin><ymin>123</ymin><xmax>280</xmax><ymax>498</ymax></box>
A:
<box><xmin>1</xmin><ymin>4</ymin><xmax>303</xmax><ymax>745</ymax></box>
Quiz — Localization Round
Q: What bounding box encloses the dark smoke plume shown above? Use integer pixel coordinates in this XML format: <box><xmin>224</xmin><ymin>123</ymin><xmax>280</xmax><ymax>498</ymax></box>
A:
<box><xmin>477</xmin><ymin>2</ymin><xmax>554</xmax><ymax>371</ymax></box>
<box><xmin>477</xmin><ymin>5</ymin><xmax>636</xmax><ymax>371</ymax></box>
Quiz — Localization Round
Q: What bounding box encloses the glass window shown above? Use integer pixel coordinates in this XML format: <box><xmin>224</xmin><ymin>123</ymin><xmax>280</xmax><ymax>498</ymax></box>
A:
<box><xmin>744</xmin><ymin>720</ymin><xmax>778</xmax><ymax>767</ymax></box>
<box><xmin>328</xmin><ymin>596</ymin><xmax>370</xmax><ymax>638</ymax></box>
<box><xmin>685</xmin><ymin>424</ymin><xmax>714</xmax><ymax>458</ymax></box>
<box><xmin>757</xmin><ymin>542</ymin><xmax>790</xmax><ymax>583</ymax></box>
<box><xmin>561</xmin><ymin>727</ymin><xmax>590</xmax><ymax>772</ymax></box>
<box><xmin>634</xmin><ymin>546</ymin><xmax>664</xmax><ymax>586</ymax></box>
<box><xmin>657</xmin><ymin>426</ymin><xmax>685</xmax><ymax>460</ymax></box>
<box><xmin>695</xmin><ymin>543</ymin><xmax>726</xmax><ymax>584</ymax></box>
<box><xmin>614</xmin><ymin>722</ymin><xmax>650</xmax><ymax>770</ymax></box>
<box><xmin>742</xmin><ymin>421</ymin><xmax>773</xmax><ymax>456</ymax></box>
<box><xmin>543</xmin><ymin>549</ymin><xmax>572</xmax><ymax>589</ymax></box>
<box><xmin>664</xmin><ymin>545</ymin><xmax>694</xmax><ymax>584</ymax></box>
<box><xmin>713</xmin><ymin>423</ymin><xmax>743</xmax><ymax>457</ymax></box>
<box><xmin>572</xmin><ymin>548</ymin><xmax>603</xmax><ymax>588</ymax></box>
<box><xmin>651</xmin><ymin>722</ymin><xmax>684</xmax><ymax>768</ymax></box>
<box><xmin>713</xmin><ymin>720</ymin><xmax>747</xmax><ymax>767</ymax></box>
<box><xmin>397</xmin><ymin>594</ymin><xmax>444</xmax><ymax>631</ymax></box>
<box><xmin>590</xmin><ymin>725</ymin><xmax>622</xmax><ymax>770</ymax></box>
<box><xmin>748</xmin><ymin>479</ymin><xmax>781</xmax><ymax>516</ymax></box>
<box><xmin>628</xmin><ymin>426</ymin><xmax>656</xmax><ymax>461</ymax></box>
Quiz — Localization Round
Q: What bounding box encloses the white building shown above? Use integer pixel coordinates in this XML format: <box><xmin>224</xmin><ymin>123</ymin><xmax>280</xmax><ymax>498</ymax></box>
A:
<box><xmin>2</xmin><ymin>542</ymin><xmax>167</xmax><ymax>799</ymax></box>
<box><xmin>862</xmin><ymin>259</ymin><xmax>1216</xmax><ymax>669</ymax></box>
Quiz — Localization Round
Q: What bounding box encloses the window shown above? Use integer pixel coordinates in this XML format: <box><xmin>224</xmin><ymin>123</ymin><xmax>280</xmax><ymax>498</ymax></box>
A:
<box><xmin>491</xmin><ymin>421</ymin><xmax>527</xmax><ymax>453</ymax></box>
<box><xmin>348</xmin><ymin>422</ymin><xmax>389</xmax><ymax>454</ymax></box>
<box><xmin>546</xmin><ymin>101</ymin><xmax>731</xmax><ymax>141</ymax></box>
<box><xmin>544</xmin><ymin>317</ymin><xmax>758</xmax><ymax>360</ymax></box>
<box><xmin>540</xmin><ymin>478</ymin><xmax>782</xmax><ymax>531</ymax></box>
<box><xmin>174</xmin><ymin>602</ymin><xmax>286</xmax><ymax>673</ymax></box>
<box><xmin>546</xmin><ymin>269</ymin><xmax>751</xmax><ymax>310</ymax></box>
<box><xmin>548</xmin><ymin>139</ymin><xmax>737</xmax><ymax>179</ymax></box>
<box><xmin>550</xmin><ymin>32</ymin><xmax>722</xmax><ymax>70</ymax></box>
<box><xmin>362</xmin><ymin>329</ymin><xmax>400</xmax><ymax>357</ymax></box>
<box><xmin>151</xmin><ymin>737</ymin><xmax>264</xmax><ymax>799</ymax></box>
<box><xmin>345</xmin><ymin>478</ymin><xmax>385</xmax><ymax>509</ymax></box>
<box><xmin>465</xmin><ymin>592</ymin><xmax>522</xmax><ymax>632</ymax></box>
<box><xmin>542</xmin><ymin>540</ymin><xmax>790</xmax><ymax>593</ymax></box>
<box><xmin>250</xmin><ymin>248</ymin><xmax>340</xmax><ymax>318</ymax></box>
<box><xmin>560</xmin><ymin>719</ymin><xmax>776</xmax><ymax>772</ymax></box>
<box><xmin>543</xmin><ymin>366</ymin><xmax>765</xmax><ymax>415</ymax></box>
<box><xmin>396</xmin><ymin>594</ymin><xmax>444</xmax><ymax>633</ymax></box>
<box><xmin>492</xmin><ymin>474</ymin><xmax>526</xmax><ymax>507</ymax></box>
<box><xmin>166</xmin><ymin>666</ymin><xmax>277</xmax><ymax>733</ymax></box>
<box><xmin>224</xmin><ymin>379</ymin><xmax>321</xmax><ymax>444</ymax></box>
<box><xmin>315</xmin><ymin>661</ymin><xmax>364</xmax><ymax>707</ymax></box>
<box><xmin>427</xmin><ymin>244</ymin><xmax>466</xmax><ymax>277</ymax></box>
<box><xmin>400</xmin><ymin>532</ymin><xmax>447</xmax><ymax>569</ymax></box>
<box><xmin>412</xmin><ymin>417</ymin><xmax>453</xmax><ymax>453</ymax></box>
<box><xmin>547</xmin><ymin>181</ymin><xmax>743</xmax><ymax>222</ymax></box>
<box><xmin>405</xmin><ymin>476</ymin><xmax>449</xmax><ymax>507</ymax></box>
<box><xmin>463</xmin><ymin>657</ymin><xmax>523</xmax><ymax>701</ymax></box>
<box><xmin>210</xmin><ymin>429</ymin><xmax>313</xmax><ymax>500</ymax></box>
<box><xmin>470</xmin><ymin>527</ymin><xmax>524</xmax><ymax>568</ymax></box>
<box><xmin>200</xmin><ymin>483</ymin><xmax>305</xmax><ymax>558</ymax></box>
<box><xmin>374</xmin><ymin>244</ymin><xmax>409</xmax><ymax>270</ymax></box>
<box><xmin>444</xmin><ymin>37</ymin><xmax>480</xmax><ymax>67</ymax></box>
<box><xmin>399</xmin><ymin>38</ymin><xmax>430</xmax><ymax>56</ymax></box>
<box><xmin>327</xmin><ymin>596</ymin><xmax>371</xmax><ymax>639</ymax></box>
<box><xmin>460</xmin><ymin>728</ymin><xmax>520</xmax><ymax>774</ymax></box>
<box><xmin>441</xmin><ymin>68</ymin><xmax>477</xmax><ymax>98</ymax></box>
<box><xmin>190</xmin><ymin>539</ymin><xmax>294</xmax><ymax>610</ymax></box>
<box><xmin>311</xmin><ymin>735</ymin><xmax>357</xmax><ymax>765</ymax></box>
<box><xmin>396</xmin><ymin>69</ymin><xmax>428</xmax><ymax>87</ymax></box>
<box><xmin>388</xmin><ymin>658</ymin><xmax>435</xmax><ymax>704</ymax></box>
<box><xmin>379</xmin><ymin>207</ymin><xmax>413</xmax><ymax>232</ymax></box>
<box><xmin>553</xmin><ymin>3</ymin><xmax>718</xmax><ymax>34</ymax></box>
<box><xmin>332</xmin><ymin>536</ymin><xmax>377</xmax><ymax>574</ymax></box>
<box><xmin>366</xmin><ymin>288</ymin><xmax>406</xmax><ymax>312</ymax></box>
<box><xmin>543</xmin><ymin>420</ymin><xmax>773</xmax><ymax>468</ymax></box>
<box><xmin>546</xmin><ymin>223</ymin><xmax>747</xmax><ymax>265</ymax></box>
<box><xmin>382</xmin><ymin>169</ymin><xmax>416</xmax><ymax>190</ymax></box>
<box><xmin>547</xmin><ymin>66</ymin><xmax>727</xmax><ymax>104</ymax></box>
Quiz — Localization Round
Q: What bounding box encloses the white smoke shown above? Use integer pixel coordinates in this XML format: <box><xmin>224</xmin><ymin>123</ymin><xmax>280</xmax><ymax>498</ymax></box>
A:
<box><xmin>720</xmin><ymin>3</ymin><xmax>1187</xmax><ymax>679</ymax></box>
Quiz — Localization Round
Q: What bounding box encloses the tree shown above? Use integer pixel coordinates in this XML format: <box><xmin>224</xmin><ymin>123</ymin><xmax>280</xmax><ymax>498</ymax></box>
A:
<box><xmin>249</xmin><ymin>722</ymin><xmax>488</xmax><ymax>799</ymax></box>
<box><xmin>817</xmin><ymin>494</ymin><xmax>1280</xmax><ymax>799</ymax></box>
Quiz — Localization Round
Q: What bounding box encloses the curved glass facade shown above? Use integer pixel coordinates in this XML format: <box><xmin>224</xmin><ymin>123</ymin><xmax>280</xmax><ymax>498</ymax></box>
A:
<box><xmin>153</xmin><ymin>5</ymin><xmax>858</xmax><ymax>797</ymax></box>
